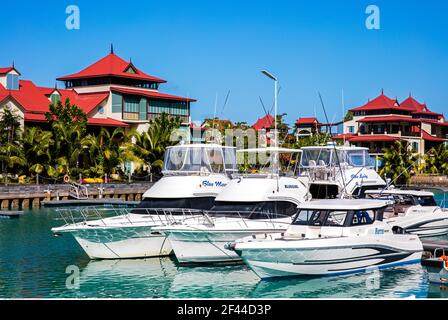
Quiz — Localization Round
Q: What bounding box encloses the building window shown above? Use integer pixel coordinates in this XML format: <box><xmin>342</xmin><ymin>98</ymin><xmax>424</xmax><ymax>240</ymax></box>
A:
<box><xmin>348</xmin><ymin>126</ymin><xmax>355</xmax><ymax>134</ymax></box>
<box><xmin>147</xmin><ymin>99</ymin><xmax>189</xmax><ymax>123</ymax></box>
<box><xmin>51</xmin><ymin>93</ymin><xmax>60</xmax><ymax>105</ymax></box>
<box><xmin>412</xmin><ymin>142</ymin><xmax>419</xmax><ymax>153</ymax></box>
<box><xmin>6</xmin><ymin>74</ymin><xmax>19</xmax><ymax>90</ymax></box>
<box><xmin>123</xmin><ymin>96</ymin><xmax>140</xmax><ymax>120</ymax></box>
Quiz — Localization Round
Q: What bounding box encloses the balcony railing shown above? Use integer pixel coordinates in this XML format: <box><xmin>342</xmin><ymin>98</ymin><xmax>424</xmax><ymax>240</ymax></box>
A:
<box><xmin>358</xmin><ymin>131</ymin><xmax>420</xmax><ymax>137</ymax></box>
<box><xmin>123</xmin><ymin>112</ymin><xmax>139</xmax><ymax>121</ymax></box>
<box><xmin>148</xmin><ymin>113</ymin><xmax>189</xmax><ymax>124</ymax></box>
<box><xmin>122</xmin><ymin>112</ymin><xmax>189</xmax><ymax>124</ymax></box>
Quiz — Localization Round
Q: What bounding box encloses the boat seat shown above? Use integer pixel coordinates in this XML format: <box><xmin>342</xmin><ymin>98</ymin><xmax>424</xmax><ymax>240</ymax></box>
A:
<box><xmin>393</xmin><ymin>205</ymin><xmax>410</xmax><ymax>217</ymax></box>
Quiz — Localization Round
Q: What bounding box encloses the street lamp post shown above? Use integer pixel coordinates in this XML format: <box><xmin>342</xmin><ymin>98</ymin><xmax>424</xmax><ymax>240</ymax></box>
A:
<box><xmin>261</xmin><ymin>70</ymin><xmax>278</xmax><ymax>175</ymax></box>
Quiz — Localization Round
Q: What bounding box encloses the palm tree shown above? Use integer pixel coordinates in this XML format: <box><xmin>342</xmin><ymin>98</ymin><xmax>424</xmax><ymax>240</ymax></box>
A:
<box><xmin>0</xmin><ymin>108</ymin><xmax>25</xmax><ymax>181</ymax></box>
<box><xmin>379</xmin><ymin>141</ymin><xmax>419</xmax><ymax>185</ymax></box>
<box><xmin>22</xmin><ymin>127</ymin><xmax>54</xmax><ymax>176</ymax></box>
<box><xmin>420</xmin><ymin>144</ymin><xmax>448</xmax><ymax>175</ymax></box>
<box><xmin>81</xmin><ymin>127</ymin><xmax>134</xmax><ymax>176</ymax></box>
<box><xmin>127</xmin><ymin>113</ymin><xmax>182</xmax><ymax>174</ymax></box>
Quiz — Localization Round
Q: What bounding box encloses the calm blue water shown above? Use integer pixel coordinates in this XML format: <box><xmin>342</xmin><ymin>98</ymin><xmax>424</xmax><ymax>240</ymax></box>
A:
<box><xmin>0</xmin><ymin>191</ymin><xmax>448</xmax><ymax>299</ymax></box>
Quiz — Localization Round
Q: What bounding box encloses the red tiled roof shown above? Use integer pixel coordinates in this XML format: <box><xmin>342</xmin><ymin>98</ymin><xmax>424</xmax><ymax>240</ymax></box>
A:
<box><xmin>111</xmin><ymin>86</ymin><xmax>195</xmax><ymax>102</ymax></box>
<box><xmin>0</xmin><ymin>80</ymin><xmax>52</xmax><ymax>113</ymax></box>
<box><xmin>348</xmin><ymin>135</ymin><xmax>401</xmax><ymax>142</ymax></box>
<box><xmin>253</xmin><ymin>114</ymin><xmax>275</xmax><ymax>130</ymax></box>
<box><xmin>0</xmin><ymin>67</ymin><xmax>20</xmax><ymax>75</ymax></box>
<box><xmin>24</xmin><ymin>112</ymin><xmax>128</xmax><ymax>128</ymax></box>
<box><xmin>400</xmin><ymin>96</ymin><xmax>426</xmax><ymax>112</ymax></box>
<box><xmin>296</xmin><ymin>117</ymin><xmax>320</xmax><ymax>125</ymax></box>
<box><xmin>63</xmin><ymin>91</ymin><xmax>109</xmax><ymax>114</ymax></box>
<box><xmin>412</xmin><ymin>110</ymin><xmax>443</xmax><ymax>117</ymax></box>
<box><xmin>24</xmin><ymin>112</ymin><xmax>46</xmax><ymax>122</ymax></box>
<box><xmin>333</xmin><ymin>133</ymin><xmax>356</xmax><ymax>140</ymax></box>
<box><xmin>356</xmin><ymin>116</ymin><xmax>422</xmax><ymax>123</ymax></box>
<box><xmin>421</xmin><ymin>120</ymin><xmax>448</xmax><ymax>127</ymax></box>
<box><xmin>57</xmin><ymin>53</ymin><xmax>166</xmax><ymax>83</ymax></box>
<box><xmin>350</xmin><ymin>93</ymin><xmax>399</xmax><ymax>112</ymax></box>
<box><xmin>36</xmin><ymin>86</ymin><xmax>109</xmax><ymax>114</ymax></box>
<box><xmin>415</xmin><ymin>128</ymin><xmax>446</xmax><ymax>142</ymax></box>
<box><xmin>87</xmin><ymin>117</ymin><xmax>128</xmax><ymax>127</ymax></box>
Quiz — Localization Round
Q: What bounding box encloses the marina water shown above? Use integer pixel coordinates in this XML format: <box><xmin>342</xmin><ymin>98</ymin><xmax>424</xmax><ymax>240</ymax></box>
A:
<box><xmin>1</xmin><ymin>191</ymin><xmax>448</xmax><ymax>299</ymax></box>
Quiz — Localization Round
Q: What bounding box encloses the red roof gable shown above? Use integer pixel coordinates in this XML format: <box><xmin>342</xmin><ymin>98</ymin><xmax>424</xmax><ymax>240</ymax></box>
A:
<box><xmin>253</xmin><ymin>114</ymin><xmax>275</xmax><ymax>130</ymax></box>
<box><xmin>296</xmin><ymin>117</ymin><xmax>320</xmax><ymax>125</ymax></box>
<box><xmin>350</xmin><ymin>93</ymin><xmax>400</xmax><ymax>112</ymax></box>
<box><xmin>0</xmin><ymin>67</ymin><xmax>18</xmax><ymax>75</ymax></box>
<box><xmin>0</xmin><ymin>80</ymin><xmax>52</xmax><ymax>113</ymax></box>
<box><xmin>57</xmin><ymin>53</ymin><xmax>166</xmax><ymax>83</ymax></box>
<box><xmin>400</xmin><ymin>96</ymin><xmax>426</xmax><ymax>112</ymax></box>
<box><xmin>110</xmin><ymin>87</ymin><xmax>195</xmax><ymax>102</ymax></box>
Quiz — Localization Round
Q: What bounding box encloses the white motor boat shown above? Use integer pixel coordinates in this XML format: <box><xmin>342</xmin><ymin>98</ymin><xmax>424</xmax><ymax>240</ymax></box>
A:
<box><xmin>155</xmin><ymin>147</ymin><xmax>311</xmax><ymax>264</ymax></box>
<box><xmin>364</xmin><ymin>189</ymin><xmax>448</xmax><ymax>237</ymax></box>
<box><xmin>51</xmin><ymin>143</ymin><xmax>237</xmax><ymax>259</ymax></box>
<box><xmin>230</xmin><ymin>199</ymin><xmax>423</xmax><ymax>279</ymax></box>
<box><xmin>297</xmin><ymin>145</ymin><xmax>386</xmax><ymax>199</ymax></box>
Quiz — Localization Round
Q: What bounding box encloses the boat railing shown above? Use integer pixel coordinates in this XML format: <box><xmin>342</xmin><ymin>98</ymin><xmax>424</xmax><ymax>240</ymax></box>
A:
<box><xmin>54</xmin><ymin>207</ymin><xmax>205</xmax><ymax>227</ymax></box>
<box><xmin>190</xmin><ymin>210</ymin><xmax>294</xmax><ymax>229</ymax></box>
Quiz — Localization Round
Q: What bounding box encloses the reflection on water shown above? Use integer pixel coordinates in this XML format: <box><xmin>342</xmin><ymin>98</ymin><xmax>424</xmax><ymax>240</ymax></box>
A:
<box><xmin>0</xmin><ymin>201</ymin><xmax>447</xmax><ymax>298</ymax></box>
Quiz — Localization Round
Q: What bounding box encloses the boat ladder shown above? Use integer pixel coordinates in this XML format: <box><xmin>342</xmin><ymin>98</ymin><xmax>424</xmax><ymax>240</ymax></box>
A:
<box><xmin>69</xmin><ymin>182</ymin><xmax>89</xmax><ymax>200</ymax></box>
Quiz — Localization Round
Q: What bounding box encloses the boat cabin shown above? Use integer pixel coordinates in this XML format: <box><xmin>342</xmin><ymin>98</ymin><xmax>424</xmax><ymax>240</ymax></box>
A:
<box><xmin>208</xmin><ymin>201</ymin><xmax>299</xmax><ymax>220</ymax></box>
<box><xmin>299</xmin><ymin>146</ymin><xmax>378</xmax><ymax>199</ymax></box>
<box><xmin>364</xmin><ymin>189</ymin><xmax>438</xmax><ymax>218</ymax></box>
<box><xmin>291</xmin><ymin>199</ymin><xmax>388</xmax><ymax>227</ymax></box>
<box><xmin>163</xmin><ymin>144</ymin><xmax>237</xmax><ymax>176</ymax></box>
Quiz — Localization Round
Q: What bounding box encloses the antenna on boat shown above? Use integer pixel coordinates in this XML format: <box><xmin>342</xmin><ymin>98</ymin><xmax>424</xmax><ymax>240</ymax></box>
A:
<box><xmin>220</xmin><ymin>90</ymin><xmax>231</xmax><ymax>117</ymax></box>
<box><xmin>342</xmin><ymin>88</ymin><xmax>346</xmax><ymax>145</ymax></box>
<box><xmin>318</xmin><ymin>92</ymin><xmax>347</xmax><ymax>198</ymax></box>
<box><xmin>262</xmin><ymin>70</ymin><xmax>280</xmax><ymax>192</ymax></box>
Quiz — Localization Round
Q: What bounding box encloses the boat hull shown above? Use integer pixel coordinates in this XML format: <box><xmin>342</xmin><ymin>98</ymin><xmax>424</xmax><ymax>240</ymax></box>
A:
<box><xmin>234</xmin><ymin>236</ymin><xmax>423</xmax><ymax>279</ymax></box>
<box><xmin>166</xmin><ymin>228</ymin><xmax>288</xmax><ymax>264</ymax></box>
<box><xmin>388</xmin><ymin>216</ymin><xmax>448</xmax><ymax>238</ymax></box>
<box><xmin>68</xmin><ymin>225</ymin><xmax>173</xmax><ymax>259</ymax></box>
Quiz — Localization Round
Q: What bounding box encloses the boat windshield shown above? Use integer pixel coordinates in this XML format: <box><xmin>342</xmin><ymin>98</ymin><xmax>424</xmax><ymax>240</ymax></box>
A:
<box><xmin>300</xmin><ymin>148</ymin><xmax>373</xmax><ymax>168</ymax></box>
<box><xmin>163</xmin><ymin>146</ymin><xmax>236</xmax><ymax>175</ymax></box>
<box><xmin>415</xmin><ymin>196</ymin><xmax>438</xmax><ymax>207</ymax></box>
<box><xmin>341</xmin><ymin>149</ymin><xmax>373</xmax><ymax>168</ymax></box>
<box><xmin>300</xmin><ymin>149</ymin><xmax>332</xmax><ymax>167</ymax></box>
<box><xmin>292</xmin><ymin>209</ymin><xmax>376</xmax><ymax>227</ymax></box>
<box><xmin>366</xmin><ymin>193</ymin><xmax>437</xmax><ymax>207</ymax></box>
<box><xmin>208</xmin><ymin>201</ymin><xmax>298</xmax><ymax>219</ymax></box>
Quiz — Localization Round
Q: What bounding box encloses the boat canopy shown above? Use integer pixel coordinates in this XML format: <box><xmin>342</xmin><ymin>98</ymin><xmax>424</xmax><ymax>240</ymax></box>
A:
<box><xmin>163</xmin><ymin>144</ymin><xmax>237</xmax><ymax>175</ymax></box>
<box><xmin>300</xmin><ymin>146</ymin><xmax>373</xmax><ymax>168</ymax></box>
<box><xmin>237</xmin><ymin>147</ymin><xmax>302</xmax><ymax>154</ymax></box>
<box><xmin>297</xmin><ymin>199</ymin><xmax>390</xmax><ymax>211</ymax></box>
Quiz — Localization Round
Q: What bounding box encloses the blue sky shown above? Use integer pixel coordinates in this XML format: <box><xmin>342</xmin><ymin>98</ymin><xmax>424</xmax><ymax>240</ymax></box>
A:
<box><xmin>1</xmin><ymin>0</ymin><xmax>447</xmax><ymax>127</ymax></box>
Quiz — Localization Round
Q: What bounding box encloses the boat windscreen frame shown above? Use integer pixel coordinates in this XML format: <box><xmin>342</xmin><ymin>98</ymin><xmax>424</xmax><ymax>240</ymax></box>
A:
<box><xmin>292</xmin><ymin>207</ymin><xmax>386</xmax><ymax>227</ymax></box>
<box><xmin>162</xmin><ymin>145</ymin><xmax>237</xmax><ymax>176</ymax></box>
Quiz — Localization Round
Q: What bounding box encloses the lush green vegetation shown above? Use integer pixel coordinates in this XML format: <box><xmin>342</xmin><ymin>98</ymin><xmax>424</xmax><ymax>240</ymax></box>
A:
<box><xmin>379</xmin><ymin>141</ymin><xmax>448</xmax><ymax>185</ymax></box>
<box><xmin>0</xmin><ymin>99</ymin><xmax>183</xmax><ymax>183</ymax></box>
